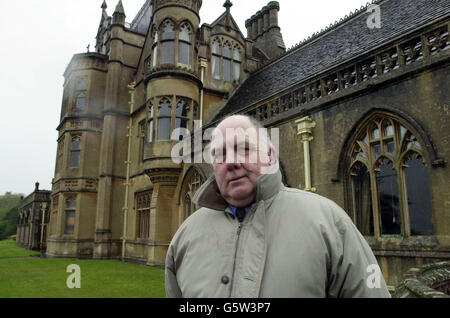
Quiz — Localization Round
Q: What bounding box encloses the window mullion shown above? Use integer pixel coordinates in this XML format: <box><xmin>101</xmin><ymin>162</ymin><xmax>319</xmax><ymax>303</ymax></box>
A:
<box><xmin>398</xmin><ymin>161</ymin><xmax>411</xmax><ymax>237</ymax></box>
<box><xmin>369</xmin><ymin>169</ymin><xmax>381</xmax><ymax>238</ymax></box>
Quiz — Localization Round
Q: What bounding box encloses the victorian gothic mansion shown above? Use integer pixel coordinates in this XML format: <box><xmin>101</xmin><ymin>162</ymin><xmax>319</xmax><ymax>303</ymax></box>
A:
<box><xmin>42</xmin><ymin>0</ymin><xmax>449</xmax><ymax>288</ymax></box>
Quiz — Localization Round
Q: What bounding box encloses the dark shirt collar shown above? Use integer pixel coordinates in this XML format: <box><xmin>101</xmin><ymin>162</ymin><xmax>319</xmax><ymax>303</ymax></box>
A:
<box><xmin>228</xmin><ymin>204</ymin><xmax>252</xmax><ymax>215</ymax></box>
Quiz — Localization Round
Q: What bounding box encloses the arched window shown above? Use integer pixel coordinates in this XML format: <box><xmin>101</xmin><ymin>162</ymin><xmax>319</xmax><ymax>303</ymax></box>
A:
<box><xmin>347</xmin><ymin>114</ymin><xmax>434</xmax><ymax>237</ymax></box>
<box><xmin>148</xmin><ymin>102</ymin><xmax>154</xmax><ymax>143</ymax></box>
<box><xmin>211</xmin><ymin>39</ymin><xmax>242</xmax><ymax>82</ymax></box>
<box><xmin>175</xmin><ymin>98</ymin><xmax>190</xmax><ymax>140</ymax></box>
<box><xmin>212</xmin><ymin>38</ymin><xmax>221</xmax><ymax>80</ymax></box>
<box><xmin>233</xmin><ymin>45</ymin><xmax>242</xmax><ymax>81</ymax></box>
<box><xmin>157</xmin><ymin>98</ymin><xmax>172</xmax><ymax>140</ymax></box>
<box><xmin>223</xmin><ymin>42</ymin><xmax>232</xmax><ymax>82</ymax></box>
<box><xmin>185</xmin><ymin>194</ymin><xmax>192</xmax><ymax>218</ymax></box>
<box><xmin>161</xmin><ymin>21</ymin><xmax>175</xmax><ymax>64</ymax></box>
<box><xmin>151</xmin><ymin>28</ymin><xmax>159</xmax><ymax>68</ymax></box>
<box><xmin>178</xmin><ymin>23</ymin><xmax>192</xmax><ymax>66</ymax></box>
<box><xmin>182</xmin><ymin>168</ymin><xmax>205</xmax><ymax>220</ymax></box>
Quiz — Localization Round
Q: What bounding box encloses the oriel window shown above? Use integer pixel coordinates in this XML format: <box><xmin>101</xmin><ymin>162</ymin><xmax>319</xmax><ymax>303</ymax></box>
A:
<box><xmin>157</xmin><ymin>98</ymin><xmax>172</xmax><ymax>140</ymax></box>
<box><xmin>148</xmin><ymin>103</ymin><xmax>154</xmax><ymax>143</ymax></box>
<box><xmin>151</xmin><ymin>28</ymin><xmax>159</xmax><ymax>68</ymax></box>
<box><xmin>175</xmin><ymin>99</ymin><xmax>190</xmax><ymax>140</ymax></box>
<box><xmin>161</xmin><ymin>21</ymin><xmax>175</xmax><ymax>64</ymax></box>
<box><xmin>178</xmin><ymin>23</ymin><xmax>192</xmax><ymax>66</ymax></box>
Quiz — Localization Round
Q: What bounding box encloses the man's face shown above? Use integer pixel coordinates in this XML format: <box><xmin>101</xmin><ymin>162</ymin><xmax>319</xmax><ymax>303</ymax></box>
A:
<box><xmin>210</xmin><ymin>116</ymin><xmax>271</xmax><ymax>207</ymax></box>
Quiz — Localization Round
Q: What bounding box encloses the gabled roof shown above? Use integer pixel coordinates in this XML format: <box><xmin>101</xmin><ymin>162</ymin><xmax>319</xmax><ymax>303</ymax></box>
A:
<box><xmin>213</xmin><ymin>0</ymin><xmax>450</xmax><ymax>122</ymax></box>
<box><xmin>204</xmin><ymin>5</ymin><xmax>246</xmax><ymax>41</ymax></box>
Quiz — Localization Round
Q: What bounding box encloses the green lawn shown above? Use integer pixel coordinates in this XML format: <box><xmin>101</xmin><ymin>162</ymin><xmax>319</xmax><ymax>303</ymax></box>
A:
<box><xmin>0</xmin><ymin>241</ymin><xmax>166</xmax><ymax>298</ymax></box>
<box><xmin>0</xmin><ymin>240</ymin><xmax>40</xmax><ymax>258</ymax></box>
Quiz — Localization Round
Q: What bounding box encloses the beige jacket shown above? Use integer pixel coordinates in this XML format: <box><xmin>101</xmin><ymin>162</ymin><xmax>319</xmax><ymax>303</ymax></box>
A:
<box><xmin>165</xmin><ymin>165</ymin><xmax>391</xmax><ymax>298</ymax></box>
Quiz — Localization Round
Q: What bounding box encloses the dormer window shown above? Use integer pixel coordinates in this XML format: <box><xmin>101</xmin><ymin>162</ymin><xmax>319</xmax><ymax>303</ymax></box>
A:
<box><xmin>233</xmin><ymin>45</ymin><xmax>242</xmax><ymax>81</ymax></box>
<box><xmin>212</xmin><ymin>39</ymin><xmax>221</xmax><ymax>80</ymax></box>
<box><xmin>223</xmin><ymin>42</ymin><xmax>232</xmax><ymax>82</ymax></box>
<box><xmin>211</xmin><ymin>39</ymin><xmax>242</xmax><ymax>82</ymax></box>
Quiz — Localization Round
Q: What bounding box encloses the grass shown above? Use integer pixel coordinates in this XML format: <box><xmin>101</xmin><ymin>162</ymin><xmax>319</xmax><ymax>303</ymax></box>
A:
<box><xmin>0</xmin><ymin>240</ymin><xmax>40</xmax><ymax>258</ymax></box>
<box><xmin>0</xmin><ymin>241</ymin><xmax>166</xmax><ymax>298</ymax></box>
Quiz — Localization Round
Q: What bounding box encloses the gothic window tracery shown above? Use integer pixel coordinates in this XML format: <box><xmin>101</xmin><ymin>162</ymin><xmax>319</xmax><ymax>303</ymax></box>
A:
<box><xmin>175</xmin><ymin>98</ymin><xmax>190</xmax><ymax>140</ymax></box>
<box><xmin>178</xmin><ymin>23</ymin><xmax>192</xmax><ymax>66</ymax></box>
<box><xmin>161</xmin><ymin>21</ymin><xmax>175</xmax><ymax>64</ymax></box>
<box><xmin>158</xmin><ymin>98</ymin><xmax>172</xmax><ymax>140</ymax></box>
<box><xmin>151</xmin><ymin>20</ymin><xmax>194</xmax><ymax>68</ymax></box>
<box><xmin>211</xmin><ymin>38</ymin><xmax>242</xmax><ymax>82</ymax></box>
<box><xmin>348</xmin><ymin>114</ymin><xmax>434</xmax><ymax>238</ymax></box>
<box><xmin>149</xmin><ymin>96</ymin><xmax>195</xmax><ymax>143</ymax></box>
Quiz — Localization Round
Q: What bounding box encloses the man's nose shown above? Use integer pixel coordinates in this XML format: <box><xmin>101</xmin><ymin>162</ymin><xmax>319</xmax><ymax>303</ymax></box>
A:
<box><xmin>225</xmin><ymin>160</ymin><xmax>241</xmax><ymax>171</ymax></box>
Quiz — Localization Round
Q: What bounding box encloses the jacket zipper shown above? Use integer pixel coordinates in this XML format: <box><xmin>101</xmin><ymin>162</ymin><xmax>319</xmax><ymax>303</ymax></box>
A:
<box><xmin>229</xmin><ymin>221</ymin><xmax>243</xmax><ymax>297</ymax></box>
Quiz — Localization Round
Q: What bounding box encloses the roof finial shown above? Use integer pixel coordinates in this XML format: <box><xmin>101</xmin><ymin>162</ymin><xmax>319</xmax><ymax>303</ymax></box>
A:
<box><xmin>101</xmin><ymin>0</ymin><xmax>107</xmax><ymax>11</ymax></box>
<box><xmin>223</xmin><ymin>0</ymin><xmax>232</xmax><ymax>12</ymax></box>
<box><xmin>114</xmin><ymin>0</ymin><xmax>125</xmax><ymax>16</ymax></box>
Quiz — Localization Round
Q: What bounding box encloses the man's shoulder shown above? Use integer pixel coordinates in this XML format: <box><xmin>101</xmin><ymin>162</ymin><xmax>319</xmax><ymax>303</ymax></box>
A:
<box><xmin>177</xmin><ymin>207</ymin><xmax>223</xmax><ymax>231</ymax></box>
<box><xmin>277</xmin><ymin>186</ymin><xmax>352</xmax><ymax>225</ymax></box>
<box><xmin>278</xmin><ymin>186</ymin><xmax>336</xmax><ymax>207</ymax></box>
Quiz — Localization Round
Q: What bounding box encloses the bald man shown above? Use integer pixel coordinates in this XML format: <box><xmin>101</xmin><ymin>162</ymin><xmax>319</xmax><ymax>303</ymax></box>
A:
<box><xmin>165</xmin><ymin>115</ymin><xmax>390</xmax><ymax>298</ymax></box>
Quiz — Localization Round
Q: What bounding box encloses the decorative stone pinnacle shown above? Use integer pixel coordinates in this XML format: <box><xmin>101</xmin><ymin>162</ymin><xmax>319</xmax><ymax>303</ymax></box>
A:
<box><xmin>101</xmin><ymin>0</ymin><xmax>107</xmax><ymax>10</ymax></box>
<box><xmin>223</xmin><ymin>0</ymin><xmax>232</xmax><ymax>11</ymax></box>
<box><xmin>114</xmin><ymin>0</ymin><xmax>125</xmax><ymax>16</ymax></box>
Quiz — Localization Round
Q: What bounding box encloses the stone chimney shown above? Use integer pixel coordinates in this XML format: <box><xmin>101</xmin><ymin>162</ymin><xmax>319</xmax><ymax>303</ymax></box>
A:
<box><xmin>35</xmin><ymin>182</ymin><xmax>40</xmax><ymax>192</ymax></box>
<box><xmin>245</xmin><ymin>1</ymin><xmax>285</xmax><ymax>59</ymax></box>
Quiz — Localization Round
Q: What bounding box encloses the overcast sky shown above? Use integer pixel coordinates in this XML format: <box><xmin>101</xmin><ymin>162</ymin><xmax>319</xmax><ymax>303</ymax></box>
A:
<box><xmin>0</xmin><ymin>0</ymin><xmax>370</xmax><ymax>195</ymax></box>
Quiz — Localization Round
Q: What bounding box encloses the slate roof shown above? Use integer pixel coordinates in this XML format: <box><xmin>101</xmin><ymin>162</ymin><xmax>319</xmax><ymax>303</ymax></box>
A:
<box><xmin>130</xmin><ymin>0</ymin><xmax>153</xmax><ymax>34</ymax></box>
<box><xmin>214</xmin><ymin>0</ymin><xmax>450</xmax><ymax>121</ymax></box>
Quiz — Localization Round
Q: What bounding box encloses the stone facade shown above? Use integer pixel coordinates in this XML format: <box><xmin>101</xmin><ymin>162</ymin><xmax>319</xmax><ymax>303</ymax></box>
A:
<box><xmin>16</xmin><ymin>183</ymin><xmax>51</xmax><ymax>251</ymax></box>
<box><xmin>46</xmin><ymin>0</ymin><xmax>450</xmax><ymax>290</ymax></box>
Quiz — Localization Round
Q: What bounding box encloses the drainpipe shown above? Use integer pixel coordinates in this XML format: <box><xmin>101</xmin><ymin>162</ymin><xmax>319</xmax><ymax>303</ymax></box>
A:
<box><xmin>122</xmin><ymin>81</ymin><xmax>136</xmax><ymax>261</ymax></box>
<box><xmin>199</xmin><ymin>58</ymin><xmax>208</xmax><ymax>126</ymax></box>
<box><xmin>295</xmin><ymin>117</ymin><xmax>316</xmax><ymax>192</ymax></box>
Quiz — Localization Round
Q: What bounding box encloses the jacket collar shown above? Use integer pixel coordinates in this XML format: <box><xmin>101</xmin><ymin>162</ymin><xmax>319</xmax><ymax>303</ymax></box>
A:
<box><xmin>193</xmin><ymin>162</ymin><xmax>283</xmax><ymax>211</ymax></box>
